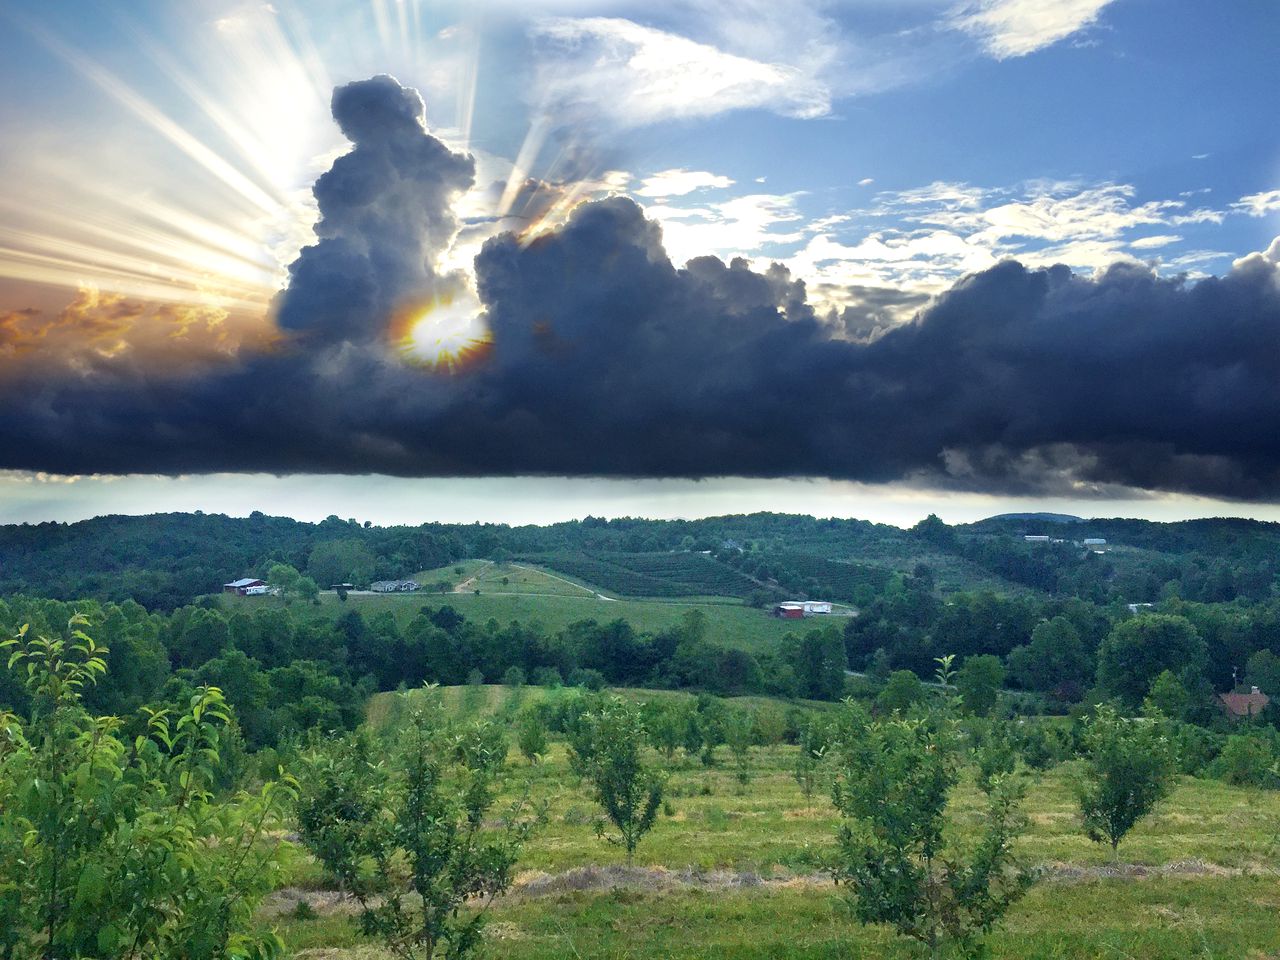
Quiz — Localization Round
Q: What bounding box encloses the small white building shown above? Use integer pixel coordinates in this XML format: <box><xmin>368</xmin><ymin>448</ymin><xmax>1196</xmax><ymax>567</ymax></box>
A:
<box><xmin>802</xmin><ymin>600</ymin><xmax>833</xmax><ymax>615</ymax></box>
<box><xmin>223</xmin><ymin>577</ymin><xmax>266</xmax><ymax>595</ymax></box>
<box><xmin>242</xmin><ymin>585</ymin><xmax>271</xmax><ymax>596</ymax></box>
<box><xmin>1024</xmin><ymin>535</ymin><xmax>1051</xmax><ymax>543</ymax></box>
<box><xmin>371</xmin><ymin>579</ymin><xmax>420</xmax><ymax>593</ymax></box>
<box><xmin>1083</xmin><ymin>538</ymin><xmax>1107</xmax><ymax>549</ymax></box>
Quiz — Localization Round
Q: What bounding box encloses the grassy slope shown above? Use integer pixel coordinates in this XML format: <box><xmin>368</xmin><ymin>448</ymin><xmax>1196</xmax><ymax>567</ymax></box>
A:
<box><xmin>223</xmin><ymin>586</ymin><xmax>813</xmax><ymax>654</ymax></box>
<box><xmin>274</xmin><ymin>687</ymin><xmax>1280</xmax><ymax>958</ymax></box>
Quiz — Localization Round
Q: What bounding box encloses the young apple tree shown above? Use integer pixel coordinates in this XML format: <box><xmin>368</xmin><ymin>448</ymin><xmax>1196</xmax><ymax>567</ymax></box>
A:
<box><xmin>830</xmin><ymin>689</ymin><xmax>1032</xmax><ymax>958</ymax></box>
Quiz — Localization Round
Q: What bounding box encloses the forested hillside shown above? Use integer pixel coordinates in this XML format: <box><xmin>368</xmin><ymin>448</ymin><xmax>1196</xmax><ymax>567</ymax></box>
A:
<box><xmin>3</xmin><ymin>510</ymin><xmax>1278</xmax><ymax>610</ymax></box>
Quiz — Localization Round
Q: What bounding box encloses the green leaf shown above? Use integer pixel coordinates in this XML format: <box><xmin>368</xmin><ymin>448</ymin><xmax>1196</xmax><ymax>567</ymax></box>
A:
<box><xmin>76</xmin><ymin>861</ymin><xmax>106</xmax><ymax>905</ymax></box>
<box><xmin>93</xmin><ymin>919</ymin><xmax>123</xmax><ymax>954</ymax></box>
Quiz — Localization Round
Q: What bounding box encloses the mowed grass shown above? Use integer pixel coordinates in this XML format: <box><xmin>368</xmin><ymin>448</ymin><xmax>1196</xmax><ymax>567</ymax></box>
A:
<box><xmin>468</xmin><ymin>561</ymin><xmax>602</xmax><ymax>597</ymax></box>
<box><xmin>223</xmin><ymin>588</ymin><xmax>808</xmax><ymax>654</ymax></box>
<box><xmin>276</xmin><ymin>876</ymin><xmax>1280</xmax><ymax>959</ymax></box>
<box><xmin>272</xmin><ymin>686</ymin><xmax>1280</xmax><ymax>959</ymax></box>
<box><xmin>409</xmin><ymin>558</ymin><xmax>491</xmax><ymax>589</ymax></box>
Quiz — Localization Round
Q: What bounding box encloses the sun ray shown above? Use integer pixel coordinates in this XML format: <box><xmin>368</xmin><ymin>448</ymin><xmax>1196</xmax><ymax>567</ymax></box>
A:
<box><xmin>0</xmin><ymin>246</ymin><xmax>270</xmax><ymax>312</ymax></box>
<box><xmin>453</xmin><ymin>23</ymin><xmax>482</xmax><ymax>148</ymax></box>
<box><xmin>497</xmin><ymin>116</ymin><xmax>552</xmax><ymax>218</ymax></box>
<box><xmin>15</xmin><ymin>17</ymin><xmax>284</xmax><ymax>217</ymax></box>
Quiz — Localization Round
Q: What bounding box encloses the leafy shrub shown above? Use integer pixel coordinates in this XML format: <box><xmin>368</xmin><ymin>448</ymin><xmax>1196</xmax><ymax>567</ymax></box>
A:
<box><xmin>830</xmin><ymin>700</ymin><xmax>1032</xmax><ymax>959</ymax></box>
<box><xmin>1211</xmin><ymin>734</ymin><xmax>1278</xmax><ymax>788</ymax></box>
<box><xmin>295</xmin><ymin>687</ymin><xmax>535</xmax><ymax>959</ymax></box>
<box><xmin>1078</xmin><ymin>706</ymin><xmax>1176</xmax><ymax>853</ymax></box>
<box><xmin>0</xmin><ymin>617</ymin><xmax>296</xmax><ymax>960</ymax></box>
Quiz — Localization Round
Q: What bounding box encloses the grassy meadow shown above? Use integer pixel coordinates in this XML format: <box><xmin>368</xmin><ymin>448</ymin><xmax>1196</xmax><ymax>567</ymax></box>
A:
<box><xmin>221</xmin><ymin>565</ymin><xmax>811</xmax><ymax>654</ymax></box>
<box><xmin>267</xmin><ymin>684</ymin><xmax>1280</xmax><ymax>960</ymax></box>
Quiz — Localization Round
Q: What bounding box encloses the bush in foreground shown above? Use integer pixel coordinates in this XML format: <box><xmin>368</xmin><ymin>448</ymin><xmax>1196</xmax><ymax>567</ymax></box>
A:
<box><xmin>1078</xmin><ymin>704</ymin><xmax>1177</xmax><ymax>855</ymax></box>
<box><xmin>830</xmin><ymin>664</ymin><xmax>1033</xmax><ymax>960</ymax></box>
<box><xmin>0</xmin><ymin>617</ymin><xmax>295</xmax><ymax>960</ymax></box>
<box><xmin>296</xmin><ymin>686</ymin><xmax>536</xmax><ymax>960</ymax></box>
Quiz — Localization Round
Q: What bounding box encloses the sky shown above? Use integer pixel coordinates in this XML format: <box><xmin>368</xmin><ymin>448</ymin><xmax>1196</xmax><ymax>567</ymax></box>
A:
<box><xmin>0</xmin><ymin>0</ymin><xmax>1277</xmax><ymax>528</ymax></box>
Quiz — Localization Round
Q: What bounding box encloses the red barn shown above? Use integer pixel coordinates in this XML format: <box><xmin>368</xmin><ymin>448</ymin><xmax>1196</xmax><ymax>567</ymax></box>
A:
<box><xmin>774</xmin><ymin>602</ymin><xmax>805</xmax><ymax>619</ymax></box>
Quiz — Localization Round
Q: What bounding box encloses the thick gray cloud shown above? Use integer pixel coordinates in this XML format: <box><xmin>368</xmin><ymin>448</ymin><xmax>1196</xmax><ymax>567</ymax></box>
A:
<box><xmin>275</xmin><ymin>75</ymin><xmax>474</xmax><ymax>344</ymax></box>
<box><xmin>0</xmin><ymin>76</ymin><xmax>1277</xmax><ymax>500</ymax></box>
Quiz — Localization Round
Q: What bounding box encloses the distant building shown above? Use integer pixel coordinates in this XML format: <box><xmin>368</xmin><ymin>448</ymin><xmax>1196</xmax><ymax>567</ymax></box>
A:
<box><xmin>1127</xmin><ymin>602</ymin><xmax>1155</xmax><ymax>614</ymax></box>
<box><xmin>1083</xmin><ymin>538</ymin><xmax>1107</xmax><ymax>552</ymax></box>
<box><xmin>370</xmin><ymin>580</ymin><xmax>420</xmax><ymax>593</ymax></box>
<box><xmin>1218</xmin><ymin>686</ymin><xmax>1270</xmax><ymax>719</ymax></box>
<box><xmin>774</xmin><ymin>600</ymin><xmax>830</xmax><ymax>618</ymax></box>
<box><xmin>223</xmin><ymin>577</ymin><xmax>265</xmax><ymax>595</ymax></box>
<box><xmin>1024</xmin><ymin>535</ymin><xmax>1051</xmax><ymax>543</ymax></box>
<box><xmin>242</xmin><ymin>585</ymin><xmax>271</xmax><ymax>596</ymax></box>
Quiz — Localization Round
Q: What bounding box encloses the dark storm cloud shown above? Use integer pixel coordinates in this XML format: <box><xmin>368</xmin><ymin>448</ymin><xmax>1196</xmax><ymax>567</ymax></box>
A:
<box><xmin>275</xmin><ymin>75</ymin><xmax>474</xmax><ymax>343</ymax></box>
<box><xmin>0</xmin><ymin>75</ymin><xmax>1278</xmax><ymax>500</ymax></box>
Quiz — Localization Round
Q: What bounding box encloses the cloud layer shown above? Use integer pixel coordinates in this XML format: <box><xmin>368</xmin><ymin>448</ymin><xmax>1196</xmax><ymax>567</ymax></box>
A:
<box><xmin>1</xmin><ymin>76</ymin><xmax>1278</xmax><ymax>501</ymax></box>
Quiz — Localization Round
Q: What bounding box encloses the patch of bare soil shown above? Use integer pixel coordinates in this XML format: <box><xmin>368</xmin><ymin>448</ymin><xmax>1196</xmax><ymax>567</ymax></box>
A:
<box><xmin>267</xmin><ymin>858</ymin><xmax>1276</xmax><ymax>920</ymax></box>
<box><xmin>1037</xmin><ymin>858</ymin><xmax>1269</xmax><ymax>882</ymax></box>
<box><xmin>508</xmin><ymin>865</ymin><xmax>832</xmax><ymax>898</ymax></box>
<box><xmin>260</xmin><ymin>887</ymin><xmax>364</xmax><ymax>919</ymax></box>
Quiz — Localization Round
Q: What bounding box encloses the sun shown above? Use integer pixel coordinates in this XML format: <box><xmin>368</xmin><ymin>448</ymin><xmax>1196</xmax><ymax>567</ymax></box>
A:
<box><xmin>390</xmin><ymin>293</ymin><xmax>492</xmax><ymax>372</ymax></box>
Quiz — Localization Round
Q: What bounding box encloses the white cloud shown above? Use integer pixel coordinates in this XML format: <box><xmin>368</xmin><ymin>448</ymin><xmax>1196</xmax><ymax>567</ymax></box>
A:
<box><xmin>950</xmin><ymin>0</ymin><xmax>1115</xmax><ymax>59</ymax></box>
<box><xmin>644</xmin><ymin>192</ymin><xmax>805</xmax><ymax>264</ymax></box>
<box><xmin>636</xmin><ymin>169</ymin><xmax>734</xmax><ymax>198</ymax></box>
<box><xmin>531</xmin><ymin>17</ymin><xmax>830</xmax><ymax>127</ymax></box>
<box><xmin>1128</xmin><ymin>234</ymin><xmax>1182</xmax><ymax>250</ymax></box>
<box><xmin>787</xmin><ymin>227</ymin><xmax>997</xmax><ymax>298</ymax></box>
<box><xmin>888</xmin><ymin>180</ymin><xmax>990</xmax><ymax>209</ymax></box>
<box><xmin>783</xmin><ymin>177</ymin><xmax>1239</xmax><ymax>318</ymax></box>
<box><xmin>857</xmin><ymin>177</ymin><xmax>874</xmax><ymax>186</ymax></box>
<box><xmin>884</xmin><ymin>182</ymin><xmax>1201</xmax><ymax>253</ymax></box>
<box><xmin>1233</xmin><ymin>189</ymin><xmax>1280</xmax><ymax>217</ymax></box>
<box><xmin>973</xmin><ymin>185</ymin><xmax>1180</xmax><ymax>243</ymax></box>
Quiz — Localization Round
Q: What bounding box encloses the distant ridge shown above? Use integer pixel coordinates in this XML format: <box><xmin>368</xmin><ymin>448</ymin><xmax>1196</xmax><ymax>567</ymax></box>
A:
<box><xmin>982</xmin><ymin>512</ymin><xmax>1084</xmax><ymax>523</ymax></box>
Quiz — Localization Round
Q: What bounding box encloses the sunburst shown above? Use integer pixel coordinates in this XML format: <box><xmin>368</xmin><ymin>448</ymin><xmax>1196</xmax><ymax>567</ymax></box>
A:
<box><xmin>390</xmin><ymin>293</ymin><xmax>492</xmax><ymax>373</ymax></box>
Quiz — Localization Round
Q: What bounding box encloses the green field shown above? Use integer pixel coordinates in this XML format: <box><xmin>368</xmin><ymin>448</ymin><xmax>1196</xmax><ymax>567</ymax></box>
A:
<box><xmin>271</xmin><ymin>685</ymin><xmax>1280</xmax><ymax>959</ymax></box>
<box><xmin>223</xmin><ymin>585</ymin><xmax>817</xmax><ymax>653</ymax></box>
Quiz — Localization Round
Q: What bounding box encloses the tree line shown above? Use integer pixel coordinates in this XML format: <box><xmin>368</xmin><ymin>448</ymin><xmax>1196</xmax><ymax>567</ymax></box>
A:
<box><xmin>5</xmin><ymin>510</ymin><xmax>1279</xmax><ymax>610</ymax></box>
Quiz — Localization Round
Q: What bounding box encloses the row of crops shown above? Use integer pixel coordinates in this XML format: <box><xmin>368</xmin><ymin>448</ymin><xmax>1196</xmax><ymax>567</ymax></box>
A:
<box><xmin>720</xmin><ymin>550</ymin><xmax>894</xmax><ymax>602</ymax></box>
<box><xmin>522</xmin><ymin>550</ymin><xmax>759</xmax><ymax>599</ymax></box>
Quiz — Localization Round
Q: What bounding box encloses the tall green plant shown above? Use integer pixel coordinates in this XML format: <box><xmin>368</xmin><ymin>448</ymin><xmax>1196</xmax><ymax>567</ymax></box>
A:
<box><xmin>723</xmin><ymin>708</ymin><xmax>755</xmax><ymax>787</ymax></box>
<box><xmin>1078</xmin><ymin>704</ymin><xmax>1176</xmax><ymax>855</ymax></box>
<box><xmin>829</xmin><ymin>689</ymin><xmax>1032</xmax><ymax>958</ymax></box>
<box><xmin>792</xmin><ymin>720</ymin><xmax>827</xmax><ymax>808</ymax></box>
<box><xmin>579</xmin><ymin>698</ymin><xmax>663</xmax><ymax>865</ymax></box>
<box><xmin>516</xmin><ymin>708</ymin><xmax>549</xmax><ymax>764</ymax></box>
<box><xmin>0</xmin><ymin>616</ymin><xmax>295</xmax><ymax>960</ymax></box>
<box><xmin>295</xmin><ymin>687</ymin><xmax>534</xmax><ymax>960</ymax></box>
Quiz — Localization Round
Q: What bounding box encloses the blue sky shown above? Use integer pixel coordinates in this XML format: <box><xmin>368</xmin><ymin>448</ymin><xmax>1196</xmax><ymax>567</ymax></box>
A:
<box><xmin>0</xmin><ymin>0</ymin><xmax>1277</xmax><ymax>526</ymax></box>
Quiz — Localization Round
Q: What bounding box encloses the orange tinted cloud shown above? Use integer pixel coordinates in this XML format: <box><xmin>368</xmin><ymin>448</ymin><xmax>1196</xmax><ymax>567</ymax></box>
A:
<box><xmin>0</xmin><ymin>284</ymin><xmax>277</xmax><ymax>370</ymax></box>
